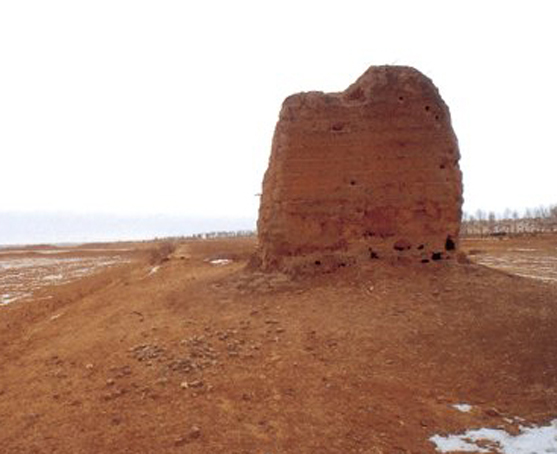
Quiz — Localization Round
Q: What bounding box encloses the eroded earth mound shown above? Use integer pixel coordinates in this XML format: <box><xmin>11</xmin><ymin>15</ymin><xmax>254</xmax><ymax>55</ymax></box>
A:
<box><xmin>1</xmin><ymin>236</ymin><xmax>557</xmax><ymax>453</ymax></box>
<box><xmin>256</xmin><ymin>66</ymin><xmax>462</xmax><ymax>272</ymax></box>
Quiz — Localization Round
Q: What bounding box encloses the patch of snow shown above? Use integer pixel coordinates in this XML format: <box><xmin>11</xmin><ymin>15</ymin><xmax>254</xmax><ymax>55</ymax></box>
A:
<box><xmin>430</xmin><ymin>419</ymin><xmax>557</xmax><ymax>453</ymax></box>
<box><xmin>209</xmin><ymin>259</ymin><xmax>232</xmax><ymax>266</ymax></box>
<box><xmin>0</xmin><ymin>257</ymin><xmax>84</xmax><ymax>270</ymax></box>
<box><xmin>431</xmin><ymin>434</ymin><xmax>485</xmax><ymax>452</ymax></box>
<box><xmin>452</xmin><ymin>403</ymin><xmax>473</xmax><ymax>413</ymax></box>
<box><xmin>43</xmin><ymin>274</ymin><xmax>64</xmax><ymax>281</ymax></box>
<box><xmin>513</xmin><ymin>274</ymin><xmax>557</xmax><ymax>283</ymax></box>
<box><xmin>1</xmin><ymin>293</ymin><xmax>13</xmax><ymax>305</ymax></box>
<box><xmin>0</xmin><ymin>255</ymin><xmax>128</xmax><ymax>305</ymax></box>
<box><xmin>75</xmin><ymin>248</ymin><xmax>133</xmax><ymax>252</ymax></box>
<box><xmin>0</xmin><ymin>248</ymin><xmax>132</xmax><ymax>255</ymax></box>
<box><xmin>34</xmin><ymin>250</ymin><xmax>71</xmax><ymax>255</ymax></box>
<box><xmin>0</xmin><ymin>293</ymin><xmax>30</xmax><ymax>305</ymax></box>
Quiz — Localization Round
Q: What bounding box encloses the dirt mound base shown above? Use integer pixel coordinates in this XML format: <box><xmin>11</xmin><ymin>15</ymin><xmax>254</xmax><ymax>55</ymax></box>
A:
<box><xmin>1</xmin><ymin>236</ymin><xmax>557</xmax><ymax>452</ymax></box>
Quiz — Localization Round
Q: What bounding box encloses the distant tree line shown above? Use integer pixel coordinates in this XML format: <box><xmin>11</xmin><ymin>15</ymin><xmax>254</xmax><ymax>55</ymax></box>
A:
<box><xmin>186</xmin><ymin>230</ymin><xmax>256</xmax><ymax>240</ymax></box>
<box><xmin>461</xmin><ymin>205</ymin><xmax>557</xmax><ymax>236</ymax></box>
<box><xmin>148</xmin><ymin>230</ymin><xmax>256</xmax><ymax>243</ymax></box>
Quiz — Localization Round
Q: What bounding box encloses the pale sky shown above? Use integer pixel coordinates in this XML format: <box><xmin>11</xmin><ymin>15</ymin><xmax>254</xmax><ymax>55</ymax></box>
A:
<box><xmin>1</xmin><ymin>0</ymin><xmax>556</xmax><ymax>220</ymax></box>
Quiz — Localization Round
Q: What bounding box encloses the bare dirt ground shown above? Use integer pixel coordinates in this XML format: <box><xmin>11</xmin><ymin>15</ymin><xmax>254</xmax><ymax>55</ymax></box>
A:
<box><xmin>1</xmin><ymin>235</ymin><xmax>556</xmax><ymax>453</ymax></box>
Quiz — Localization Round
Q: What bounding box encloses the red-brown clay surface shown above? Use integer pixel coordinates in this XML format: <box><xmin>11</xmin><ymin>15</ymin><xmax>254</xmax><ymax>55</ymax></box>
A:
<box><xmin>1</xmin><ymin>235</ymin><xmax>556</xmax><ymax>453</ymax></box>
<box><xmin>256</xmin><ymin>66</ymin><xmax>462</xmax><ymax>273</ymax></box>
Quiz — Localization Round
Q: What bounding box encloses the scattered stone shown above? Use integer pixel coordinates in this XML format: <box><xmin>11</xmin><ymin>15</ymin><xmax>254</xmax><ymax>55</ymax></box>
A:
<box><xmin>168</xmin><ymin>358</ymin><xmax>196</xmax><ymax>374</ymax></box>
<box><xmin>485</xmin><ymin>407</ymin><xmax>501</xmax><ymax>417</ymax></box>
<box><xmin>109</xmin><ymin>365</ymin><xmax>132</xmax><ymax>378</ymax></box>
<box><xmin>181</xmin><ymin>380</ymin><xmax>204</xmax><ymax>389</ymax></box>
<box><xmin>216</xmin><ymin>331</ymin><xmax>229</xmax><ymax>341</ymax></box>
<box><xmin>174</xmin><ymin>437</ymin><xmax>187</xmax><ymax>447</ymax></box>
<box><xmin>102</xmin><ymin>389</ymin><xmax>126</xmax><ymax>401</ymax></box>
<box><xmin>130</xmin><ymin>344</ymin><xmax>166</xmax><ymax>362</ymax></box>
<box><xmin>174</xmin><ymin>426</ymin><xmax>202</xmax><ymax>445</ymax></box>
<box><xmin>189</xmin><ymin>425</ymin><xmax>201</xmax><ymax>439</ymax></box>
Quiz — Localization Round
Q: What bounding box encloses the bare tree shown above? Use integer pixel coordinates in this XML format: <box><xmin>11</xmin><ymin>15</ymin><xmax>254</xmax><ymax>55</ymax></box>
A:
<box><xmin>460</xmin><ymin>203</ymin><xmax>557</xmax><ymax>237</ymax></box>
<box><xmin>488</xmin><ymin>211</ymin><xmax>496</xmax><ymax>234</ymax></box>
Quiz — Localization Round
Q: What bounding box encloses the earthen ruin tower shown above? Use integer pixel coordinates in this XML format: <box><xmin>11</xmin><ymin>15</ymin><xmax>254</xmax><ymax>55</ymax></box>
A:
<box><xmin>255</xmin><ymin>66</ymin><xmax>462</xmax><ymax>272</ymax></box>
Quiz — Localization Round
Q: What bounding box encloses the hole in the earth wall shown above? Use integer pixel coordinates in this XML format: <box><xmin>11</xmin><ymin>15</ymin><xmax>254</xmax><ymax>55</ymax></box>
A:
<box><xmin>431</xmin><ymin>252</ymin><xmax>442</xmax><ymax>261</ymax></box>
<box><xmin>314</xmin><ymin>260</ymin><xmax>321</xmax><ymax>266</ymax></box>
<box><xmin>393</xmin><ymin>240</ymin><xmax>411</xmax><ymax>251</ymax></box>
<box><xmin>445</xmin><ymin>236</ymin><xmax>456</xmax><ymax>251</ymax></box>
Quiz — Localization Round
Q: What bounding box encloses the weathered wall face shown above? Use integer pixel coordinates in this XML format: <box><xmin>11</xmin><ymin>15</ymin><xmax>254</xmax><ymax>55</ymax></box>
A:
<box><xmin>255</xmin><ymin>66</ymin><xmax>462</xmax><ymax>272</ymax></box>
